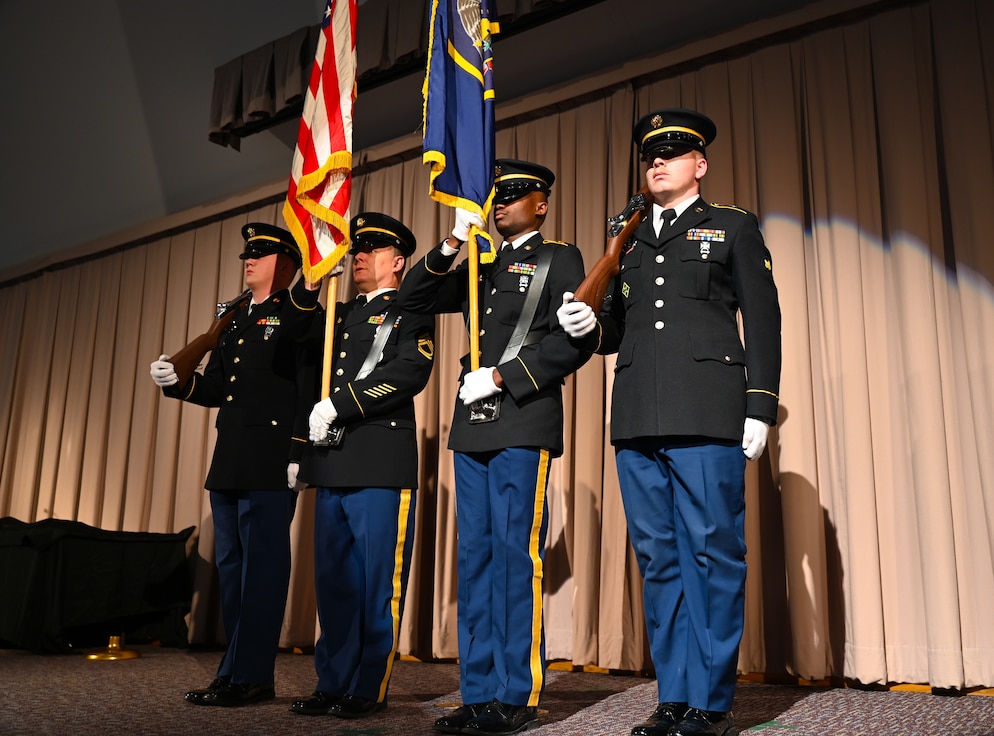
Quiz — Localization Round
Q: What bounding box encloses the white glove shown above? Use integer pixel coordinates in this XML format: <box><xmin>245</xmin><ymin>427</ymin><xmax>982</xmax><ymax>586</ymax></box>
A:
<box><xmin>150</xmin><ymin>354</ymin><xmax>179</xmax><ymax>387</ymax></box>
<box><xmin>458</xmin><ymin>367</ymin><xmax>501</xmax><ymax>405</ymax></box>
<box><xmin>556</xmin><ymin>292</ymin><xmax>597</xmax><ymax>338</ymax></box>
<box><xmin>452</xmin><ymin>207</ymin><xmax>486</xmax><ymax>242</ymax></box>
<box><xmin>742</xmin><ymin>418</ymin><xmax>770</xmax><ymax>460</ymax></box>
<box><xmin>286</xmin><ymin>462</ymin><xmax>300</xmax><ymax>490</ymax></box>
<box><xmin>308</xmin><ymin>398</ymin><xmax>338</xmax><ymax>443</ymax></box>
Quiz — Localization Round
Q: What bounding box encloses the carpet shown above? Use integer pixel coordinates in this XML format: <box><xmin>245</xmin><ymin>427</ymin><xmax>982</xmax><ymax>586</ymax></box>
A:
<box><xmin>744</xmin><ymin>688</ymin><xmax>994</xmax><ymax>736</ymax></box>
<box><xmin>1</xmin><ymin>645</ymin><xmax>990</xmax><ymax>735</ymax></box>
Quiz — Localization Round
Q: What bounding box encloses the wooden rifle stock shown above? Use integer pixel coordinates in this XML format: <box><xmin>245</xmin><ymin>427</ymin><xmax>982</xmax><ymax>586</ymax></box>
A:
<box><xmin>169</xmin><ymin>289</ymin><xmax>251</xmax><ymax>387</ymax></box>
<box><xmin>573</xmin><ymin>185</ymin><xmax>651</xmax><ymax>313</ymax></box>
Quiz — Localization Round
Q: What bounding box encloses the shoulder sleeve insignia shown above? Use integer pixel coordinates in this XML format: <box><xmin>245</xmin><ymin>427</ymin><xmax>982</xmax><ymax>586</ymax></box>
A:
<box><xmin>418</xmin><ymin>334</ymin><xmax>434</xmax><ymax>361</ymax></box>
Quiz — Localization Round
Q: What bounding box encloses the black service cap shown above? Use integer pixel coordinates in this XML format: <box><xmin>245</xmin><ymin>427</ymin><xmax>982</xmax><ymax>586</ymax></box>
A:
<box><xmin>633</xmin><ymin>108</ymin><xmax>717</xmax><ymax>160</ymax></box>
<box><xmin>349</xmin><ymin>212</ymin><xmax>417</xmax><ymax>257</ymax></box>
<box><xmin>239</xmin><ymin>223</ymin><xmax>301</xmax><ymax>267</ymax></box>
<box><xmin>493</xmin><ymin>159</ymin><xmax>555</xmax><ymax>205</ymax></box>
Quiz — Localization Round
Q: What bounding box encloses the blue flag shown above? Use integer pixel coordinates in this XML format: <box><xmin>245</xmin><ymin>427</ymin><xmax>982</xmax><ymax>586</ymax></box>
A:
<box><xmin>422</xmin><ymin>0</ymin><xmax>499</xmax><ymax>261</ymax></box>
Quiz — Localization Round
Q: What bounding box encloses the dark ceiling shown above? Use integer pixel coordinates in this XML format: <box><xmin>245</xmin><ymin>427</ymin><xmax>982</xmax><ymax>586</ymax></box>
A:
<box><xmin>0</xmin><ymin>0</ymin><xmax>841</xmax><ymax>281</ymax></box>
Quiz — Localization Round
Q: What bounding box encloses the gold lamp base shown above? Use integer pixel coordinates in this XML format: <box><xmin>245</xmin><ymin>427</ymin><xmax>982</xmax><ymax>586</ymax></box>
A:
<box><xmin>85</xmin><ymin>635</ymin><xmax>141</xmax><ymax>661</ymax></box>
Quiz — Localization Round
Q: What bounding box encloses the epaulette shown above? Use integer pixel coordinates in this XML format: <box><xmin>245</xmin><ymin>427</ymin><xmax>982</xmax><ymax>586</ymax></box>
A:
<box><xmin>709</xmin><ymin>202</ymin><xmax>750</xmax><ymax>215</ymax></box>
<box><xmin>543</xmin><ymin>239</ymin><xmax>572</xmax><ymax>247</ymax></box>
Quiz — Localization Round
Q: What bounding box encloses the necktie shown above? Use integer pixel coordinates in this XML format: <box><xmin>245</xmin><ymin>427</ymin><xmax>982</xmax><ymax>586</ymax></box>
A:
<box><xmin>356</xmin><ymin>294</ymin><xmax>367</xmax><ymax>306</ymax></box>
<box><xmin>656</xmin><ymin>208</ymin><xmax>676</xmax><ymax>237</ymax></box>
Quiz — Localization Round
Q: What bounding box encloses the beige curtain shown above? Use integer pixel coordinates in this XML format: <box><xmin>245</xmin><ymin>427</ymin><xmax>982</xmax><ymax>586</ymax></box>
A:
<box><xmin>2</xmin><ymin>0</ymin><xmax>992</xmax><ymax>689</ymax></box>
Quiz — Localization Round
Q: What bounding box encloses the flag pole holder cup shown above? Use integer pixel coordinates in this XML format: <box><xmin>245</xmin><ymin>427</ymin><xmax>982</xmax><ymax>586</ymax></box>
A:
<box><xmin>85</xmin><ymin>635</ymin><xmax>141</xmax><ymax>661</ymax></box>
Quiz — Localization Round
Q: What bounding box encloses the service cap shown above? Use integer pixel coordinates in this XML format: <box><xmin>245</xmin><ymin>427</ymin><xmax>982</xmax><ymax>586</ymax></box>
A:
<box><xmin>239</xmin><ymin>223</ymin><xmax>301</xmax><ymax>267</ymax></box>
<box><xmin>633</xmin><ymin>108</ymin><xmax>716</xmax><ymax>160</ymax></box>
<box><xmin>493</xmin><ymin>159</ymin><xmax>555</xmax><ymax>205</ymax></box>
<box><xmin>349</xmin><ymin>212</ymin><xmax>417</xmax><ymax>257</ymax></box>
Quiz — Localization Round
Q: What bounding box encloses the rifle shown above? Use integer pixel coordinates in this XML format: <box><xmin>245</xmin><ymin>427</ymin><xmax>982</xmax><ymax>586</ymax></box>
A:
<box><xmin>572</xmin><ymin>185</ymin><xmax>651</xmax><ymax>313</ymax></box>
<box><xmin>169</xmin><ymin>289</ymin><xmax>252</xmax><ymax>387</ymax></box>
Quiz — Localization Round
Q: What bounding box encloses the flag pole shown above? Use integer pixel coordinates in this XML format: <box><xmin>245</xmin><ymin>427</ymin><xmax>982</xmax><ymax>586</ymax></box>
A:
<box><xmin>321</xmin><ymin>275</ymin><xmax>339</xmax><ymax>398</ymax></box>
<box><xmin>467</xmin><ymin>239</ymin><xmax>481</xmax><ymax>371</ymax></box>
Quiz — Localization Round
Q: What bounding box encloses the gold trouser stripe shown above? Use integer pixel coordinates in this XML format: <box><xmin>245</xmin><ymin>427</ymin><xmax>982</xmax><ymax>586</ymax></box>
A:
<box><xmin>377</xmin><ymin>488</ymin><xmax>412</xmax><ymax>702</ymax></box>
<box><xmin>527</xmin><ymin>450</ymin><xmax>550</xmax><ymax>706</ymax></box>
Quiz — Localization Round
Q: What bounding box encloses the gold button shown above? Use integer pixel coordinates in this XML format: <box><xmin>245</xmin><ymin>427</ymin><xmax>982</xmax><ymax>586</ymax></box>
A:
<box><xmin>271</xmin><ymin>420</ymin><xmax>278</xmax><ymax>426</ymax></box>
<box><xmin>226</xmin><ymin>395</ymin><xmax>233</xmax><ymax>402</ymax></box>
<box><xmin>340</xmin><ymin>352</ymin><xmax>347</xmax><ymax>359</ymax></box>
<box><xmin>233</xmin><ymin>357</ymin><xmax>240</xmax><ymax>363</ymax></box>
<box><xmin>725</xmin><ymin>355</ymin><xmax>731</xmax><ymax>362</ymax></box>
<box><xmin>229</xmin><ymin>376</ymin><xmax>236</xmax><ymax>382</ymax></box>
<box><xmin>238</xmin><ymin>338</ymin><xmax>244</xmax><ymax>345</ymax></box>
<box><xmin>336</xmin><ymin>368</ymin><xmax>344</xmax><ymax>376</ymax></box>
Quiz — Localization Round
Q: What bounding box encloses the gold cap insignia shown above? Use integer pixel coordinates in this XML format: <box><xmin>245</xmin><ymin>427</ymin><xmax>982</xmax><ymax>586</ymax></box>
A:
<box><xmin>651</xmin><ymin>114</ymin><xmax>663</xmax><ymax>128</ymax></box>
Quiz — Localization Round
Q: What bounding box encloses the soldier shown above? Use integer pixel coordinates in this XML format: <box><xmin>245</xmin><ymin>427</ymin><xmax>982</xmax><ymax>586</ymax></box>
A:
<box><xmin>557</xmin><ymin>108</ymin><xmax>782</xmax><ymax>736</ymax></box>
<box><xmin>288</xmin><ymin>212</ymin><xmax>435</xmax><ymax>719</ymax></box>
<box><xmin>399</xmin><ymin>160</ymin><xmax>589</xmax><ymax>735</ymax></box>
<box><xmin>150</xmin><ymin>223</ymin><xmax>321</xmax><ymax>706</ymax></box>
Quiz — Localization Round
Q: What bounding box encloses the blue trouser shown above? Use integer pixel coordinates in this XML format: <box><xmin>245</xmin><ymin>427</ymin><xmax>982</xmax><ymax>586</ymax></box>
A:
<box><xmin>312</xmin><ymin>486</ymin><xmax>416</xmax><ymax>703</ymax></box>
<box><xmin>454</xmin><ymin>447</ymin><xmax>550</xmax><ymax>707</ymax></box>
<box><xmin>210</xmin><ymin>489</ymin><xmax>297</xmax><ymax>685</ymax></box>
<box><xmin>615</xmin><ymin>439</ymin><xmax>746</xmax><ymax>712</ymax></box>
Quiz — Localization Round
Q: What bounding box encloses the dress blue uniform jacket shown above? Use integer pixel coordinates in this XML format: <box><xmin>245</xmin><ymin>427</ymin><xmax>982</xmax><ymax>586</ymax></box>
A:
<box><xmin>398</xmin><ymin>233</ymin><xmax>589</xmax><ymax>456</ymax></box>
<box><xmin>577</xmin><ymin>198</ymin><xmax>781</xmax><ymax>439</ymax></box>
<box><xmin>300</xmin><ymin>290</ymin><xmax>435</xmax><ymax>488</ymax></box>
<box><xmin>164</xmin><ymin>279</ymin><xmax>322</xmax><ymax>489</ymax></box>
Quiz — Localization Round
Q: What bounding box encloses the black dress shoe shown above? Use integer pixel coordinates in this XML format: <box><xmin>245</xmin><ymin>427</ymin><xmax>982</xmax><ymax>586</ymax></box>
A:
<box><xmin>669</xmin><ymin>708</ymin><xmax>734</xmax><ymax>736</ymax></box>
<box><xmin>434</xmin><ymin>701</ymin><xmax>489</xmax><ymax>733</ymax></box>
<box><xmin>327</xmin><ymin>693</ymin><xmax>386</xmax><ymax>718</ymax></box>
<box><xmin>463</xmin><ymin>700</ymin><xmax>540</xmax><ymax>734</ymax></box>
<box><xmin>630</xmin><ymin>701</ymin><xmax>688</xmax><ymax>736</ymax></box>
<box><xmin>184</xmin><ymin>676</ymin><xmax>230</xmax><ymax>704</ymax></box>
<box><xmin>289</xmin><ymin>690</ymin><xmax>341</xmax><ymax>715</ymax></box>
<box><xmin>197</xmin><ymin>682</ymin><xmax>276</xmax><ymax>707</ymax></box>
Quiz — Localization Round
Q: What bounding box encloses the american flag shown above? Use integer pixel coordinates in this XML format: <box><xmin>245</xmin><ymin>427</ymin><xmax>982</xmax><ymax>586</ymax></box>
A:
<box><xmin>423</xmin><ymin>0</ymin><xmax>500</xmax><ymax>262</ymax></box>
<box><xmin>283</xmin><ymin>0</ymin><xmax>357</xmax><ymax>282</ymax></box>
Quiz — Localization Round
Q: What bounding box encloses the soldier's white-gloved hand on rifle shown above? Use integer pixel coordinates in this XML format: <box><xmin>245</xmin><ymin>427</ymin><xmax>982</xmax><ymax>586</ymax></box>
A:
<box><xmin>150</xmin><ymin>354</ymin><xmax>179</xmax><ymax>387</ymax></box>
<box><xmin>309</xmin><ymin>398</ymin><xmax>338</xmax><ymax>443</ymax></box>
<box><xmin>556</xmin><ymin>292</ymin><xmax>597</xmax><ymax>338</ymax></box>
